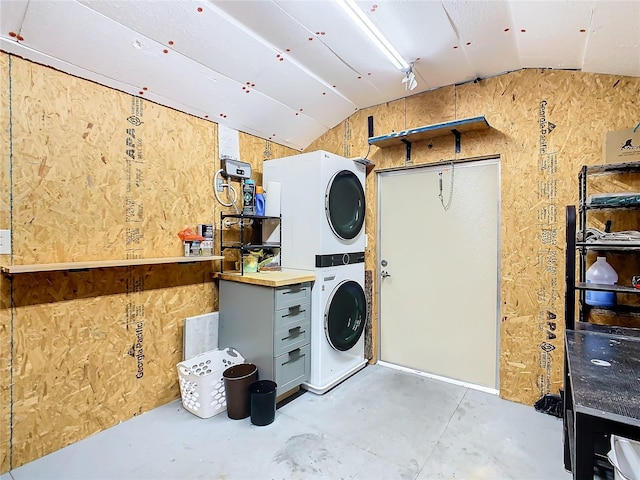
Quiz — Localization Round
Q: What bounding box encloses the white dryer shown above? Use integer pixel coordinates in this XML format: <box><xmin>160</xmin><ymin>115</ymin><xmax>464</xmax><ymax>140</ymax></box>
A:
<box><xmin>304</xmin><ymin>262</ymin><xmax>367</xmax><ymax>394</ymax></box>
<box><xmin>262</xmin><ymin>150</ymin><xmax>366</xmax><ymax>270</ymax></box>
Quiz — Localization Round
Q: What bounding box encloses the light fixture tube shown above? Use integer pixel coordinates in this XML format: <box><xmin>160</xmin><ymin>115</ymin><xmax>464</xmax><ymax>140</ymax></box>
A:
<box><xmin>337</xmin><ymin>0</ymin><xmax>410</xmax><ymax>71</ymax></box>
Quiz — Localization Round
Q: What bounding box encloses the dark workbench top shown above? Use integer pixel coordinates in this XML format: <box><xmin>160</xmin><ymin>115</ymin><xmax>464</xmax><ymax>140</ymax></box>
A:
<box><xmin>566</xmin><ymin>329</ymin><xmax>640</xmax><ymax>426</ymax></box>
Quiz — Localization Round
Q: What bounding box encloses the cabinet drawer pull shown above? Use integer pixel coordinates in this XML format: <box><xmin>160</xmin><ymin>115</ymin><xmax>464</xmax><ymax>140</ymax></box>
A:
<box><xmin>282</xmin><ymin>348</ymin><xmax>302</xmax><ymax>365</ymax></box>
<box><xmin>282</xmin><ymin>287</ymin><xmax>302</xmax><ymax>295</ymax></box>
<box><xmin>282</xmin><ymin>328</ymin><xmax>305</xmax><ymax>341</ymax></box>
<box><xmin>283</xmin><ymin>308</ymin><xmax>305</xmax><ymax>318</ymax></box>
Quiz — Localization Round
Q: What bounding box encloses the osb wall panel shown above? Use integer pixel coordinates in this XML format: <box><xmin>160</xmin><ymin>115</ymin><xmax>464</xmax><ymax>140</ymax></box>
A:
<box><xmin>1</xmin><ymin>55</ymin><xmax>296</xmax><ymax>472</ymax></box>
<box><xmin>0</xmin><ymin>52</ymin><xmax>11</xmax><ymax>475</ymax></box>
<box><xmin>9</xmin><ymin>264</ymin><xmax>212</xmax><ymax>465</ymax></box>
<box><xmin>2</xmin><ymin>55</ymin><xmax>219</xmax><ymax>469</ymax></box>
<box><xmin>307</xmin><ymin>69</ymin><xmax>640</xmax><ymax>406</ymax></box>
<box><xmin>239</xmin><ymin>133</ymin><xmax>296</xmax><ymax>181</ymax></box>
<box><xmin>10</xmin><ymin>56</ymin><xmax>218</xmax><ymax>262</ymax></box>
<box><xmin>306</xmin><ymin>123</ymin><xmax>344</xmax><ymax>159</ymax></box>
<box><xmin>0</xmin><ymin>54</ymin><xmax>9</xmax><ymax>228</ymax></box>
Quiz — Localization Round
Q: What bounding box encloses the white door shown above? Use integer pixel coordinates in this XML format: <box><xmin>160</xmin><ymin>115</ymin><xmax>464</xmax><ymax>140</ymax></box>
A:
<box><xmin>378</xmin><ymin>160</ymin><xmax>499</xmax><ymax>389</ymax></box>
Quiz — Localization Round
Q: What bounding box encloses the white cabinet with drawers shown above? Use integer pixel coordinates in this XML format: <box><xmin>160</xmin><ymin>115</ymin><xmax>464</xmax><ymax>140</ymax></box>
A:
<box><xmin>218</xmin><ymin>279</ymin><xmax>312</xmax><ymax>396</ymax></box>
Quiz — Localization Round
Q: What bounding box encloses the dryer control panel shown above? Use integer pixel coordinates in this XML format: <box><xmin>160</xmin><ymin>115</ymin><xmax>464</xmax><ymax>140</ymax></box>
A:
<box><xmin>315</xmin><ymin>251</ymin><xmax>364</xmax><ymax>268</ymax></box>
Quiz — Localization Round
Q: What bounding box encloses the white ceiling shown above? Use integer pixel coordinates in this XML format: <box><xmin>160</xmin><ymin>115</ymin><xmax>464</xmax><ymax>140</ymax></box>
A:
<box><xmin>1</xmin><ymin>0</ymin><xmax>639</xmax><ymax>150</ymax></box>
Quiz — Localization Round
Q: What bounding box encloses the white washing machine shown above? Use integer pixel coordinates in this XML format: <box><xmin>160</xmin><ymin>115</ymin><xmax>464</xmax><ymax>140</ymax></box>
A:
<box><xmin>262</xmin><ymin>150</ymin><xmax>366</xmax><ymax>270</ymax></box>
<box><xmin>303</xmin><ymin>262</ymin><xmax>367</xmax><ymax>394</ymax></box>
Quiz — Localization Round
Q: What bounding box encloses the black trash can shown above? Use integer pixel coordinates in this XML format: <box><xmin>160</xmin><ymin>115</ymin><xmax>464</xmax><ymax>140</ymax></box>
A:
<box><xmin>223</xmin><ymin>363</ymin><xmax>258</xmax><ymax>420</ymax></box>
<box><xmin>249</xmin><ymin>380</ymin><xmax>277</xmax><ymax>426</ymax></box>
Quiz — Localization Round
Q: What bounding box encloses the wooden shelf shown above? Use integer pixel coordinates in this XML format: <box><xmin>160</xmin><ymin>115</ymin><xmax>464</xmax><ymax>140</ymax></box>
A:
<box><xmin>215</xmin><ymin>269</ymin><xmax>316</xmax><ymax>287</ymax></box>
<box><xmin>576</xmin><ymin>282</ymin><xmax>640</xmax><ymax>294</ymax></box>
<box><xmin>1</xmin><ymin>255</ymin><xmax>224</xmax><ymax>274</ymax></box>
<box><xmin>220</xmin><ymin>213</ymin><xmax>279</xmax><ymax>220</ymax></box>
<box><xmin>576</xmin><ymin>321</ymin><xmax>640</xmax><ymax>338</ymax></box>
<box><xmin>586</xmin><ymin>304</ymin><xmax>640</xmax><ymax>317</ymax></box>
<box><xmin>221</xmin><ymin>243</ymin><xmax>281</xmax><ymax>250</ymax></box>
<box><xmin>577</xmin><ymin>241</ymin><xmax>640</xmax><ymax>252</ymax></box>
<box><xmin>581</xmin><ymin>204</ymin><xmax>640</xmax><ymax>212</ymax></box>
<box><xmin>585</xmin><ymin>161</ymin><xmax>640</xmax><ymax>175</ymax></box>
<box><xmin>368</xmin><ymin>116</ymin><xmax>490</xmax><ymax>148</ymax></box>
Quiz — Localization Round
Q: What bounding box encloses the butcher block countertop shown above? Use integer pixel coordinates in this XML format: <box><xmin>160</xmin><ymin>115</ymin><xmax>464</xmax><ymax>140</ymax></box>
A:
<box><xmin>215</xmin><ymin>269</ymin><xmax>316</xmax><ymax>287</ymax></box>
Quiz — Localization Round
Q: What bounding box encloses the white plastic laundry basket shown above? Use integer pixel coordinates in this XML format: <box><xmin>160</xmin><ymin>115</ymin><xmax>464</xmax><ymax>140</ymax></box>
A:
<box><xmin>177</xmin><ymin>347</ymin><xmax>244</xmax><ymax>419</ymax></box>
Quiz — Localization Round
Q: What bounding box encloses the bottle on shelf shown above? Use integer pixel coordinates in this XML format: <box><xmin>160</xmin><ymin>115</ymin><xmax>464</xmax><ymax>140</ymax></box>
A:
<box><xmin>255</xmin><ymin>186</ymin><xmax>265</xmax><ymax>216</ymax></box>
<box><xmin>585</xmin><ymin>256</ymin><xmax>618</xmax><ymax>307</ymax></box>
<box><xmin>243</xmin><ymin>179</ymin><xmax>256</xmax><ymax>215</ymax></box>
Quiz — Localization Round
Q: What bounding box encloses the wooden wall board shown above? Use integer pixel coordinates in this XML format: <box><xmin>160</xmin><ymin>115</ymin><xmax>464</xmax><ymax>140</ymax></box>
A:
<box><xmin>307</xmin><ymin>68</ymin><xmax>640</xmax><ymax>406</ymax></box>
<box><xmin>0</xmin><ymin>279</ymin><xmax>10</xmax><ymax>474</ymax></box>
<box><xmin>342</xmin><ymin>110</ymin><xmax>372</xmax><ymax>160</ymax></box>
<box><xmin>368</xmin><ymin>99</ymin><xmax>409</xmax><ymax>147</ymax></box>
<box><xmin>0</xmin><ymin>53</ymin><xmax>9</xmax><ymax>228</ymax></box>
<box><xmin>9</xmin><ymin>264</ymin><xmax>214</xmax><ymax>465</ymax></box>
<box><xmin>362</xmin><ymin>136</ymin><xmax>378</xmax><ymax>364</ymax></box>
<box><xmin>9</xmin><ymin>57</ymin><xmax>219</xmax><ymax>263</ymax></box>
<box><xmin>404</xmin><ymin>85</ymin><xmax>456</xmax><ymax>134</ymax></box>
<box><xmin>237</xmin><ymin>133</ymin><xmax>297</xmax><ymax>181</ymax></box>
<box><xmin>364</xmin><ymin>269</ymin><xmax>373</xmax><ymax>361</ymax></box>
<box><xmin>0</xmin><ymin>52</ymin><xmax>11</xmax><ymax>475</ymax></box>
<box><xmin>0</xmin><ymin>54</ymin><xmax>297</xmax><ymax>472</ymax></box>
<box><xmin>305</xmin><ymin>122</ymin><xmax>344</xmax><ymax>157</ymax></box>
<box><xmin>264</xmin><ymin>138</ymin><xmax>300</xmax><ymax>164</ymax></box>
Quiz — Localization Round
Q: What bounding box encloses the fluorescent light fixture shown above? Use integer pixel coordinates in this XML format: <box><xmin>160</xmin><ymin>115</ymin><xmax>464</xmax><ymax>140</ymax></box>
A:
<box><xmin>337</xmin><ymin>0</ymin><xmax>410</xmax><ymax>71</ymax></box>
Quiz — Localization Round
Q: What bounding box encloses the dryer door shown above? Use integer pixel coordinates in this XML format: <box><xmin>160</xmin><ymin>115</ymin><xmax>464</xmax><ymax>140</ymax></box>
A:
<box><xmin>324</xmin><ymin>280</ymin><xmax>366</xmax><ymax>351</ymax></box>
<box><xmin>325</xmin><ymin>170</ymin><xmax>365</xmax><ymax>240</ymax></box>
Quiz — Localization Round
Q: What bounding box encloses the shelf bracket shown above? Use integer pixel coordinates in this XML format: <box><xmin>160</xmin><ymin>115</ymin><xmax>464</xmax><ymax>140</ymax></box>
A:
<box><xmin>452</xmin><ymin>129</ymin><xmax>461</xmax><ymax>153</ymax></box>
<box><xmin>401</xmin><ymin>138</ymin><xmax>412</xmax><ymax>164</ymax></box>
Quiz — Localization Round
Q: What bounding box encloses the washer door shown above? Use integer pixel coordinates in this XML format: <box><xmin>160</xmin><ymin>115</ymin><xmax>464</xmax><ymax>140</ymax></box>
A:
<box><xmin>325</xmin><ymin>170</ymin><xmax>365</xmax><ymax>240</ymax></box>
<box><xmin>324</xmin><ymin>280</ymin><xmax>366</xmax><ymax>351</ymax></box>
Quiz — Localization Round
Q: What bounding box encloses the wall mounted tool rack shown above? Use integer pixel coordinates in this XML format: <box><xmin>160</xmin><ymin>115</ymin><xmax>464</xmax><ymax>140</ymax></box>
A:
<box><xmin>368</xmin><ymin>116</ymin><xmax>490</xmax><ymax>163</ymax></box>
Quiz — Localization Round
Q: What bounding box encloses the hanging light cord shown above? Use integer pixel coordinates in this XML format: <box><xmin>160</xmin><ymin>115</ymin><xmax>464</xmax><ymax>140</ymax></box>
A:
<box><xmin>439</xmin><ymin>163</ymin><xmax>455</xmax><ymax>210</ymax></box>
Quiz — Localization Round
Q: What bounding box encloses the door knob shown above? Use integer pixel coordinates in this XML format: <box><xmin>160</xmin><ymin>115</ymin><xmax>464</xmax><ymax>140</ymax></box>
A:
<box><xmin>381</xmin><ymin>270</ymin><xmax>391</xmax><ymax>278</ymax></box>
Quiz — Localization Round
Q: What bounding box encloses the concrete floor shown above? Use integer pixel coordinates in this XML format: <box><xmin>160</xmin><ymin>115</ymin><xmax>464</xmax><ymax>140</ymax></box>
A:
<box><xmin>3</xmin><ymin>363</ymin><xmax>570</xmax><ymax>480</ymax></box>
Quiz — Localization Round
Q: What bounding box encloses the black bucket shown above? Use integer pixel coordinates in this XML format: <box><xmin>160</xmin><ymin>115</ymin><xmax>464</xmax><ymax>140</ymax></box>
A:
<box><xmin>223</xmin><ymin>363</ymin><xmax>258</xmax><ymax>420</ymax></box>
<box><xmin>249</xmin><ymin>380</ymin><xmax>277</xmax><ymax>426</ymax></box>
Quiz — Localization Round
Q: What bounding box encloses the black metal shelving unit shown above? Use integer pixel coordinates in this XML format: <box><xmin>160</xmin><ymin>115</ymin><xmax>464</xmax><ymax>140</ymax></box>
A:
<box><xmin>219</xmin><ymin>212</ymin><xmax>281</xmax><ymax>274</ymax></box>
<box><xmin>574</xmin><ymin>160</ymin><xmax>640</xmax><ymax>326</ymax></box>
<box><xmin>563</xmin><ymin>160</ymin><xmax>640</xmax><ymax>478</ymax></box>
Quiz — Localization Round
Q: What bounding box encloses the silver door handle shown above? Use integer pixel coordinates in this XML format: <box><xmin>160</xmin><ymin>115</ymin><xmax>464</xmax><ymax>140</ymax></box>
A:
<box><xmin>381</xmin><ymin>271</ymin><xmax>391</xmax><ymax>278</ymax></box>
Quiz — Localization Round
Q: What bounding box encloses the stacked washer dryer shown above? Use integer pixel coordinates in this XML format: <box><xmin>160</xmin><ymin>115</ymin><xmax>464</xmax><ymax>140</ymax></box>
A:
<box><xmin>263</xmin><ymin>150</ymin><xmax>367</xmax><ymax>394</ymax></box>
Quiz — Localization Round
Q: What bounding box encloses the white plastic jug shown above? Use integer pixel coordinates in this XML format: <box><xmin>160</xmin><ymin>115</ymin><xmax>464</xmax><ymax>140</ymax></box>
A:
<box><xmin>585</xmin><ymin>256</ymin><xmax>618</xmax><ymax>307</ymax></box>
